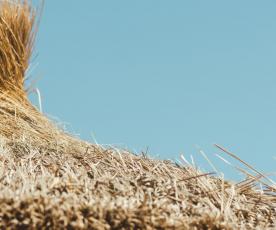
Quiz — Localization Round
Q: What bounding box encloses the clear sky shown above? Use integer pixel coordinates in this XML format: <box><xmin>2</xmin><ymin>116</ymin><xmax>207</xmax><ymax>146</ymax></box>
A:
<box><xmin>31</xmin><ymin>1</ymin><xmax>276</xmax><ymax>181</ymax></box>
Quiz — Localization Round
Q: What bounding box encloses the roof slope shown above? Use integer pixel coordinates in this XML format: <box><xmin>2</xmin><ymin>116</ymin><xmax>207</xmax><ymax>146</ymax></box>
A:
<box><xmin>0</xmin><ymin>1</ymin><xmax>275</xmax><ymax>229</ymax></box>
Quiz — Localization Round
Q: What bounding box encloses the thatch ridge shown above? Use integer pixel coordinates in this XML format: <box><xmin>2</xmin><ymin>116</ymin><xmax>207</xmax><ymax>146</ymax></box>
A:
<box><xmin>0</xmin><ymin>1</ymin><xmax>275</xmax><ymax>229</ymax></box>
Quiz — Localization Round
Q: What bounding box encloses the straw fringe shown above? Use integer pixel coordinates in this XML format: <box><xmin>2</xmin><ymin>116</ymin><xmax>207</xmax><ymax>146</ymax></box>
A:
<box><xmin>0</xmin><ymin>1</ymin><xmax>275</xmax><ymax>229</ymax></box>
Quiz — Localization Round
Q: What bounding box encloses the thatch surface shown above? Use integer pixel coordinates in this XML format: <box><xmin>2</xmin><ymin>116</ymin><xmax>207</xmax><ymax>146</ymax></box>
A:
<box><xmin>0</xmin><ymin>1</ymin><xmax>276</xmax><ymax>229</ymax></box>
<box><xmin>0</xmin><ymin>136</ymin><xmax>276</xmax><ymax>229</ymax></box>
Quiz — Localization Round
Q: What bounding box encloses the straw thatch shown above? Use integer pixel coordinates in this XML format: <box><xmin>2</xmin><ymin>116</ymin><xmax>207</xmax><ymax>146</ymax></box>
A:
<box><xmin>0</xmin><ymin>1</ymin><xmax>276</xmax><ymax>229</ymax></box>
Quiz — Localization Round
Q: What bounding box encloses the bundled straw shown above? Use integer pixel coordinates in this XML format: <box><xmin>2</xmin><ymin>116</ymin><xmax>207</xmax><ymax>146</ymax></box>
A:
<box><xmin>0</xmin><ymin>1</ymin><xmax>275</xmax><ymax>229</ymax></box>
<box><xmin>0</xmin><ymin>0</ymin><xmax>35</xmax><ymax>99</ymax></box>
<box><xmin>0</xmin><ymin>0</ymin><xmax>85</xmax><ymax>152</ymax></box>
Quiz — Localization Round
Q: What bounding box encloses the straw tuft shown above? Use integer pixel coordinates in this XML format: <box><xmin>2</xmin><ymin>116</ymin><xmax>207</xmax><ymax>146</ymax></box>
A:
<box><xmin>0</xmin><ymin>0</ymin><xmax>35</xmax><ymax>98</ymax></box>
<box><xmin>0</xmin><ymin>1</ymin><xmax>275</xmax><ymax>229</ymax></box>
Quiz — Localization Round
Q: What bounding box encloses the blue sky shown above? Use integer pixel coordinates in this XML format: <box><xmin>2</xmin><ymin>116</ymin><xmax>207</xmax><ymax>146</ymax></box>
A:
<box><xmin>30</xmin><ymin>1</ymin><xmax>276</xmax><ymax>181</ymax></box>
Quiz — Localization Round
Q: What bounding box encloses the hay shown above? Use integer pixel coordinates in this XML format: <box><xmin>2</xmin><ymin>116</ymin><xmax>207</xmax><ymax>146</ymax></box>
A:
<box><xmin>0</xmin><ymin>0</ymin><xmax>35</xmax><ymax>97</ymax></box>
<box><xmin>0</xmin><ymin>0</ymin><xmax>275</xmax><ymax>229</ymax></box>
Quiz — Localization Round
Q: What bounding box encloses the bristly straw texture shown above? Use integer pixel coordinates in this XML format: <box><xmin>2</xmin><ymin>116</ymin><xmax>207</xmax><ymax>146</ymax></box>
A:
<box><xmin>0</xmin><ymin>0</ymin><xmax>83</xmax><ymax>149</ymax></box>
<box><xmin>0</xmin><ymin>0</ymin><xmax>35</xmax><ymax>99</ymax></box>
<box><xmin>0</xmin><ymin>1</ymin><xmax>276</xmax><ymax>229</ymax></box>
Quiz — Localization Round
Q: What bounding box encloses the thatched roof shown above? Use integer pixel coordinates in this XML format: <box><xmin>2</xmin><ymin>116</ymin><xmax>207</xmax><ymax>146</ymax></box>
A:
<box><xmin>0</xmin><ymin>1</ymin><xmax>275</xmax><ymax>229</ymax></box>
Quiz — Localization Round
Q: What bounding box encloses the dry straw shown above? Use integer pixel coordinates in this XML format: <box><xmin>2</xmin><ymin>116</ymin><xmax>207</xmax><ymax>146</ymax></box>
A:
<box><xmin>0</xmin><ymin>0</ymin><xmax>83</xmax><ymax>151</ymax></box>
<box><xmin>0</xmin><ymin>0</ymin><xmax>35</xmax><ymax>97</ymax></box>
<box><xmin>0</xmin><ymin>0</ymin><xmax>275</xmax><ymax>229</ymax></box>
